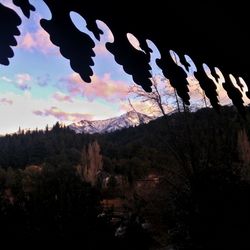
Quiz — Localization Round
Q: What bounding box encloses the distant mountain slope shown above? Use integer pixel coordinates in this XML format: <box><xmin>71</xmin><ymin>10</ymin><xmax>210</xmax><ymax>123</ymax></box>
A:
<box><xmin>68</xmin><ymin>111</ymin><xmax>155</xmax><ymax>134</ymax></box>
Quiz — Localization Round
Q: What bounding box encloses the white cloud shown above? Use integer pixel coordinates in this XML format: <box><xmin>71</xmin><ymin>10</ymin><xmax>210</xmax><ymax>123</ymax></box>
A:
<box><xmin>0</xmin><ymin>76</ymin><xmax>12</xmax><ymax>83</ymax></box>
<box><xmin>1</xmin><ymin>74</ymin><xmax>33</xmax><ymax>91</ymax></box>
<box><xmin>0</xmin><ymin>91</ymin><xmax>122</xmax><ymax>135</ymax></box>
<box><xmin>15</xmin><ymin>73</ymin><xmax>32</xmax><ymax>90</ymax></box>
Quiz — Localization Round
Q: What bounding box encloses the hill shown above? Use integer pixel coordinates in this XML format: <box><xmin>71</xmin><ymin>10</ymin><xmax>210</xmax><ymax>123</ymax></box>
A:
<box><xmin>1</xmin><ymin>106</ymin><xmax>250</xmax><ymax>248</ymax></box>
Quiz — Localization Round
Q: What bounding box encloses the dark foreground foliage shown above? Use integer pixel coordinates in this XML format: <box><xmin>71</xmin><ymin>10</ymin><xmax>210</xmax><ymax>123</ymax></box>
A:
<box><xmin>1</xmin><ymin>106</ymin><xmax>250</xmax><ymax>249</ymax></box>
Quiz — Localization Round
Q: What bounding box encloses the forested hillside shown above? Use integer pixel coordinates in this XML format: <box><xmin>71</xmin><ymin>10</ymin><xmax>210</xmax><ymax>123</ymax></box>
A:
<box><xmin>1</xmin><ymin>106</ymin><xmax>250</xmax><ymax>249</ymax></box>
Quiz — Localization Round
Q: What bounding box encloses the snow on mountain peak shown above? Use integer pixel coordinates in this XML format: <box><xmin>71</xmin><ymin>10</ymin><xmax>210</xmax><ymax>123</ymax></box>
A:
<box><xmin>68</xmin><ymin>111</ymin><xmax>155</xmax><ymax>134</ymax></box>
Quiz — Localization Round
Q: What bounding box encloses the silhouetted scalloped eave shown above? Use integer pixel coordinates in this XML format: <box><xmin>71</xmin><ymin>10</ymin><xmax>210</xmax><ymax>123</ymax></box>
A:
<box><xmin>0</xmin><ymin>3</ymin><xmax>21</xmax><ymax>66</ymax></box>
<box><xmin>1</xmin><ymin>0</ymin><xmax>250</xmax><ymax>116</ymax></box>
<box><xmin>13</xmin><ymin>0</ymin><xmax>35</xmax><ymax>18</ymax></box>
<box><xmin>40</xmin><ymin>12</ymin><xmax>96</xmax><ymax>83</ymax></box>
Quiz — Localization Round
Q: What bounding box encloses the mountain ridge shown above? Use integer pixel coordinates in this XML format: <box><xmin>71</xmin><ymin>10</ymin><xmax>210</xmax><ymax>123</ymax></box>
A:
<box><xmin>68</xmin><ymin>111</ymin><xmax>155</xmax><ymax>134</ymax></box>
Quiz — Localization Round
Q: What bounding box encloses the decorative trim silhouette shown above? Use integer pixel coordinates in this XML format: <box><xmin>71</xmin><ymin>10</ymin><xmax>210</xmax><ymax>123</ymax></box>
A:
<box><xmin>0</xmin><ymin>0</ymin><xmax>249</xmax><ymax>115</ymax></box>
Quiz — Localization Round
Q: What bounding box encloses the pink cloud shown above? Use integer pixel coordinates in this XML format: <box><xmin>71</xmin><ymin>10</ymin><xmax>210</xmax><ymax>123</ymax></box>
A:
<box><xmin>15</xmin><ymin>73</ymin><xmax>32</xmax><ymax>90</ymax></box>
<box><xmin>53</xmin><ymin>92</ymin><xmax>73</xmax><ymax>103</ymax></box>
<box><xmin>93</xmin><ymin>42</ymin><xmax>110</xmax><ymax>56</ymax></box>
<box><xmin>33</xmin><ymin>106</ymin><xmax>93</xmax><ymax>122</ymax></box>
<box><xmin>60</xmin><ymin>73</ymin><xmax>129</xmax><ymax>101</ymax></box>
<box><xmin>19</xmin><ymin>27</ymin><xmax>59</xmax><ymax>55</ymax></box>
<box><xmin>0</xmin><ymin>98</ymin><xmax>13</xmax><ymax>105</ymax></box>
<box><xmin>33</xmin><ymin>110</ymin><xmax>43</xmax><ymax>116</ymax></box>
<box><xmin>20</xmin><ymin>33</ymin><xmax>36</xmax><ymax>50</ymax></box>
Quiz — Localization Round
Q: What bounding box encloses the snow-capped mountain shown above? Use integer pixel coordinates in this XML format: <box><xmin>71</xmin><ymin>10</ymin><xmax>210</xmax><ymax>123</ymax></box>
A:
<box><xmin>68</xmin><ymin>111</ymin><xmax>155</xmax><ymax>134</ymax></box>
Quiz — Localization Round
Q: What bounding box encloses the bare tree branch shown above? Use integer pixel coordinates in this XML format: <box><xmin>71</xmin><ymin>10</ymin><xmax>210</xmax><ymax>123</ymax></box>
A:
<box><xmin>129</xmin><ymin>75</ymin><xmax>176</xmax><ymax>116</ymax></box>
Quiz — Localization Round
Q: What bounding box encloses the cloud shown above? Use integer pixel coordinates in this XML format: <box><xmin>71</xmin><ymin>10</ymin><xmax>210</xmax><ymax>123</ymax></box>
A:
<box><xmin>60</xmin><ymin>73</ymin><xmax>130</xmax><ymax>101</ymax></box>
<box><xmin>33</xmin><ymin>110</ymin><xmax>43</xmax><ymax>116</ymax></box>
<box><xmin>93</xmin><ymin>43</ymin><xmax>110</xmax><ymax>56</ymax></box>
<box><xmin>15</xmin><ymin>73</ymin><xmax>32</xmax><ymax>90</ymax></box>
<box><xmin>36</xmin><ymin>74</ymin><xmax>50</xmax><ymax>87</ymax></box>
<box><xmin>0</xmin><ymin>98</ymin><xmax>13</xmax><ymax>105</ymax></box>
<box><xmin>53</xmin><ymin>92</ymin><xmax>73</xmax><ymax>103</ymax></box>
<box><xmin>0</xmin><ymin>76</ymin><xmax>12</xmax><ymax>83</ymax></box>
<box><xmin>119</xmin><ymin>99</ymin><xmax>159</xmax><ymax>116</ymax></box>
<box><xmin>33</xmin><ymin>106</ymin><xmax>93</xmax><ymax>122</ymax></box>
<box><xmin>19</xmin><ymin>27</ymin><xmax>59</xmax><ymax>55</ymax></box>
<box><xmin>1</xmin><ymin>74</ymin><xmax>32</xmax><ymax>90</ymax></box>
<box><xmin>0</xmin><ymin>91</ymin><xmax>121</xmax><ymax>135</ymax></box>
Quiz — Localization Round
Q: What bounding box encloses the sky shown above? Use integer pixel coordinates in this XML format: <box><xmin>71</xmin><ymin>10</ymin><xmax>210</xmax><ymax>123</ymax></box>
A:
<box><xmin>0</xmin><ymin>0</ymin><xmax>139</xmax><ymax>134</ymax></box>
<box><xmin>0</xmin><ymin>0</ymin><xmax>246</xmax><ymax>135</ymax></box>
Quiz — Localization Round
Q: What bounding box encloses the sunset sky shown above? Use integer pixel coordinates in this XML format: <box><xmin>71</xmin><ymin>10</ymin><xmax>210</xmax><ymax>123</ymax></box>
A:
<box><xmin>0</xmin><ymin>0</ymin><xmax>141</xmax><ymax>134</ymax></box>
<box><xmin>0</xmin><ymin>0</ymin><xmax>240</xmax><ymax>135</ymax></box>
